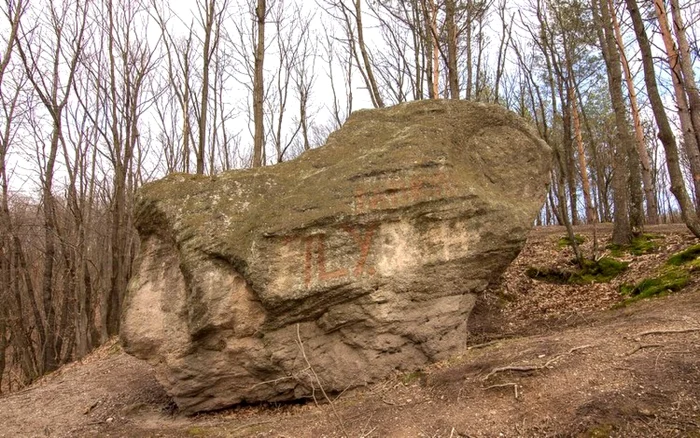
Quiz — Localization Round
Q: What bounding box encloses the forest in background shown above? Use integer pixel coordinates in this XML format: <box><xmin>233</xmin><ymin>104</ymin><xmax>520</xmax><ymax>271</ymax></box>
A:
<box><xmin>0</xmin><ymin>0</ymin><xmax>699</xmax><ymax>393</ymax></box>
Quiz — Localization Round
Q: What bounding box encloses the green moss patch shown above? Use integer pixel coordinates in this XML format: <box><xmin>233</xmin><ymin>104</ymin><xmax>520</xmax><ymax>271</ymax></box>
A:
<box><xmin>666</xmin><ymin>243</ymin><xmax>700</xmax><ymax>266</ymax></box>
<box><xmin>617</xmin><ymin>243</ymin><xmax>700</xmax><ymax>306</ymax></box>
<box><xmin>620</xmin><ymin>267</ymin><xmax>689</xmax><ymax>303</ymax></box>
<box><xmin>558</xmin><ymin>234</ymin><xmax>585</xmax><ymax>248</ymax></box>
<box><xmin>607</xmin><ymin>234</ymin><xmax>662</xmax><ymax>257</ymax></box>
<box><xmin>401</xmin><ymin>370</ymin><xmax>426</xmax><ymax>385</ymax></box>
<box><xmin>526</xmin><ymin>257</ymin><xmax>628</xmax><ymax>285</ymax></box>
<box><xmin>577</xmin><ymin>258</ymin><xmax>629</xmax><ymax>283</ymax></box>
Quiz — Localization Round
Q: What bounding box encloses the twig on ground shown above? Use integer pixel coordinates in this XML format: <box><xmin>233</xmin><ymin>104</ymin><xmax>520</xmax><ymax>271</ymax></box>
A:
<box><xmin>83</xmin><ymin>400</ymin><xmax>100</xmax><ymax>415</ymax></box>
<box><xmin>626</xmin><ymin>343</ymin><xmax>662</xmax><ymax>356</ymax></box>
<box><xmin>635</xmin><ymin>328</ymin><xmax>700</xmax><ymax>337</ymax></box>
<box><xmin>467</xmin><ymin>340</ymin><xmax>500</xmax><ymax>350</ymax></box>
<box><xmin>484</xmin><ymin>382</ymin><xmax>520</xmax><ymax>399</ymax></box>
<box><xmin>296</xmin><ymin>324</ymin><xmax>349</xmax><ymax>438</ymax></box>
<box><xmin>482</xmin><ymin>345</ymin><xmax>594</xmax><ymax>381</ymax></box>
<box><xmin>360</xmin><ymin>427</ymin><xmax>377</xmax><ymax>438</ymax></box>
<box><xmin>381</xmin><ymin>398</ymin><xmax>408</xmax><ymax>407</ymax></box>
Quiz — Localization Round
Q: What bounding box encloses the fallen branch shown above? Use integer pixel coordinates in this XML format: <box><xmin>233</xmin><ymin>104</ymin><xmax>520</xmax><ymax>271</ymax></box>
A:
<box><xmin>360</xmin><ymin>427</ymin><xmax>377</xmax><ymax>438</ymax></box>
<box><xmin>636</xmin><ymin>328</ymin><xmax>700</xmax><ymax>337</ymax></box>
<box><xmin>296</xmin><ymin>324</ymin><xmax>349</xmax><ymax>438</ymax></box>
<box><xmin>626</xmin><ymin>343</ymin><xmax>662</xmax><ymax>356</ymax></box>
<box><xmin>483</xmin><ymin>345</ymin><xmax>594</xmax><ymax>381</ymax></box>
<box><xmin>467</xmin><ymin>340</ymin><xmax>500</xmax><ymax>350</ymax></box>
<box><xmin>83</xmin><ymin>400</ymin><xmax>100</xmax><ymax>415</ymax></box>
<box><xmin>484</xmin><ymin>382</ymin><xmax>520</xmax><ymax>400</ymax></box>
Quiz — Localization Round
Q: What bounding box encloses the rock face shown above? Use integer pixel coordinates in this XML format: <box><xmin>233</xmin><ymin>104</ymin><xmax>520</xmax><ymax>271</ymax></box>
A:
<box><xmin>120</xmin><ymin>99</ymin><xmax>551</xmax><ymax>414</ymax></box>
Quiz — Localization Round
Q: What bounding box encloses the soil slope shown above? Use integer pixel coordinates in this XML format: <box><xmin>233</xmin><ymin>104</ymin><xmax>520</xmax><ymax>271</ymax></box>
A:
<box><xmin>1</xmin><ymin>224</ymin><xmax>699</xmax><ymax>438</ymax></box>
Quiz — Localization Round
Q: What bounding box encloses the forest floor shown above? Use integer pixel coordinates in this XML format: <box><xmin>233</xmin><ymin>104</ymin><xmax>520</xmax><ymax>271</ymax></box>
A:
<box><xmin>1</xmin><ymin>223</ymin><xmax>699</xmax><ymax>438</ymax></box>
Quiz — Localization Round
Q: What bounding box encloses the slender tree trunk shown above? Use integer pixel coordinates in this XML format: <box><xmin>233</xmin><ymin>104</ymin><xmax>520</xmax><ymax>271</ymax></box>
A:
<box><xmin>0</xmin><ymin>314</ymin><xmax>5</xmax><ymax>393</ymax></box>
<box><xmin>653</xmin><ymin>0</ymin><xmax>700</xmax><ymax>210</ymax></box>
<box><xmin>570</xmin><ymin>85</ymin><xmax>596</xmax><ymax>224</ymax></box>
<box><xmin>465</xmin><ymin>1</ymin><xmax>473</xmax><ymax>100</ymax></box>
<box><xmin>446</xmin><ymin>0</ymin><xmax>459</xmax><ymax>99</ymax></box>
<box><xmin>197</xmin><ymin>0</ymin><xmax>216</xmax><ymax>175</ymax></box>
<box><xmin>669</xmin><ymin>0</ymin><xmax>700</xmax><ymax>155</ymax></box>
<box><xmin>354</xmin><ymin>0</ymin><xmax>384</xmax><ymax>108</ymax></box>
<box><xmin>610</xmin><ymin>0</ymin><xmax>658</xmax><ymax>224</ymax></box>
<box><xmin>252</xmin><ymin>0</ymin><xmax>266</xmax><ymax>167</ymax></box>
<box><xmin>428</xmin><ymin>0</ymin><xmax>439</xmax><ymax>99</ymax></box>
<box><xmin>626</xmin><ymin>0</ymin><xmax>700</xmax><ymax>237</ymax></box>
<box><xmin>593</xmin><ymin>0</ymin><xmax>633</xmax><ymax>245</ymax></box>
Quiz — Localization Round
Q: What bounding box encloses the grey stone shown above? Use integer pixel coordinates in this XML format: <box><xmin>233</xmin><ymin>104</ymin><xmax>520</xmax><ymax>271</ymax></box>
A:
<box><xmin>120</xmin><ymin>99</ymin><xmax>551</xmax><ymax>414</ymax></box>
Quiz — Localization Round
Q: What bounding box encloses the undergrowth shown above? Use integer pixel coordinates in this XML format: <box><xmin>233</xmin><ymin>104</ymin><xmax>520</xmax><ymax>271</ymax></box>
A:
<box><xmin>666</xmin><ymin>243</ymin><xmax>700</xmax><ymax>266</ymax></box>
<box><xmin>558</xmin><ymin>234</ymin><xmax>585</xmax><ymax>248</ymax></box>
<box><xmin>526</xmin><ymin>257</ymin><xmax>628</xmax><ymax>285</ymax></box>
<box><xmin>619</xmin><ymin>243</ymin><xmax>700</xmax><ymax>305</ymax></box>
<box><xmin>607</xmin><ymin>234</ymin><xmax>662</xmax><ymax>257</ymax></box>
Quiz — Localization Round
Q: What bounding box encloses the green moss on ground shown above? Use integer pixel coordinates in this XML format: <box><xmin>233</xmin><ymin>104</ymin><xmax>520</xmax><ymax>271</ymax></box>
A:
<box><xmin>618</xmin><ymin>243</ymin><xmax>700</xmax><ymax>306</ymax></box>
<box><xmin>586</xmin><ymin>424</ymin><xmax>614</xmax><ymax>438</ymax></box>
<box><xmin>558</xmin><ymin>234</ymin><xmax>585</xmax><ymax>248</ymax></box>
<box><xmin>401</xmin><ymin>370</ymin><xmax>426</xmax><ymax>385</ymax></box>
<box><xmin>607</xmin><ymin>234</ymin><xmax>662</xmax><ymax>257</ymax></box>
<box><xmin>526</xmin><ymin>257</ymin><xmax>628</xmax><ymax>285</ymax></box>
<box><xmin>620</xmin><ymin>267</ymin><xmax>689</xmax><ymax>302</ymax></box>
<box><xmin>666</xmin><ymin>243</ymin><xmax>700</xmax><ymax>266</ymax></box>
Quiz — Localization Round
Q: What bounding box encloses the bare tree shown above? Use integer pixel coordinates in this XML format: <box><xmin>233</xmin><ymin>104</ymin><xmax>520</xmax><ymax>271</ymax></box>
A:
<box><xmin>592</xmin><ymin>0</ymin><xmax>635</xmax><ymax>244</ymax></box>
<box><xmin>610</xmin><ymin>0</ymin><xmax>658</xmax><ymax>224</ymax></box>
<box><xmin>0</xmin><ymin>0</ymin><xmax>30</xmax><ymax>390</ymax></box>
<box><xmin>251</xmin><ymin>0</ymin><xmax>268</xmax><ymax>167</ymax></box>
<box><xmin>669</xmin><ymin>0</ymin><xmax>700</xmax><ymax>168</ymax></box>
<box><xmin>319</xmin><ymin>0</ymin><xmax>384</xmax><ymax>108</ymax></box>
<box><xmin>16</xmin><ymin>0</ymin><xmax>89</xmax><ymax>372</ymax></box>
<box><xmin>625</xmin><ymin>0</ymin><xmax>700</xmax><ymax>237</ymax></box>
<box><xmin>194</xmin><ymin>0</ymin><xmax>228</xmax><ymax>174</ymax></box>
<box><xmin>152</xmin><ymin>1</ymin><xmax>196</xmax><ymax>173</ymax></box>
<box><xmin>654</xmin><ymin>0</ymin><xmax>700</xmax><ymax>211</ymax></box>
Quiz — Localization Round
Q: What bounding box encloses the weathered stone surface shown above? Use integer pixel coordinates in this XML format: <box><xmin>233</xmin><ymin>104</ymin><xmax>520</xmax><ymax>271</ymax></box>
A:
<box><xmin>120</xmin><ymin>99</ymin><xmax>551</xmax><ymax>414</ymax></box>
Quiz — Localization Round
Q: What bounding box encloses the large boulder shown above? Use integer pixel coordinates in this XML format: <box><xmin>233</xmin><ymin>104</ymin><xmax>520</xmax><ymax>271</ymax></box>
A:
<box><xmin>121</xmin><ymin>99</ymin><xmax>551</xmax><ymax>414</ymax></box>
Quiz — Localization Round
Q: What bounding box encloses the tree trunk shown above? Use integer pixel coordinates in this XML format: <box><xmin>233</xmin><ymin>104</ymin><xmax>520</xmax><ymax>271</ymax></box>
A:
<box><xmin>626</xmin><ymin>0</ymin><xmax>700</xmax><ymax>237</ymax></box>
<box><xmin>0</xmin><ymin>314</ymin><xmax>5</xmax><ymax>393</ymax></box>
<box><xmin>610</xmin><ymin>0</ymin><xmax>658</xmax><ymax>224</ymax></box>
<box><xmin>197</xmin><ymin>0</ymin><xmax>216</xmax><ymax>175</ymax></box>
<box><xmin>669</xmin><ymin>0</ymin><xmax>700</xmax><ymax>158</ymax></box>
<box><xmin>252</xmin><ymin>0</ymin><xmax>266</xmax><ymax>168</ymax></box>
<box><xmin>570</xmin><ymin>85</ymin><xmax>596</xmax><ymax>224</ymax></box>
<box><xmin>354</xmin><ymin>0</ymin><xmax>384</xmax><ymax>108</ymax></box>
<box><xmin>653</xmin><ymin>0</ymin><xmax>700</xmax><ymax>211</ymax></box>
<box><xmin>593</xmin><ymin>0</ymin><xmax>633</xmax><ymax>245</ymax></box>
<box><xmin>445</xmin><ymin>0</ymin><xmax>459</xmax><ymax>99</ymax></box>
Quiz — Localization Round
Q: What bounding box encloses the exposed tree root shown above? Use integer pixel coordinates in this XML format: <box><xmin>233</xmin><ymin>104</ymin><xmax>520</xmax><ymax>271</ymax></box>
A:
<box><xmin>483</xmin><ymin>345</ymin><xmax>594</xmax><ymax>381</ymax></box>
<box><xmin>484</xmin><ymin>382</ymin><xmax>520</xmax><ymax>399</ymax></box>
<box><xmin>626</xmin><ymin>343</ymin><xmax>662</xmax><ymax>356</ymax></box>
<box><xmin>635</xmin><ymin>327</ymin><xmax>700</xmax><ymax>337</ymax></box>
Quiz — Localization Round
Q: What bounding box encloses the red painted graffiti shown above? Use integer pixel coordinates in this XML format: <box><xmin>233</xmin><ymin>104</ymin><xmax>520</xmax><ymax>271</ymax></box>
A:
<box><xmin>289</xmin><ymin>224</ymin><xmax>379</xmax><ymax>288</ymax></box>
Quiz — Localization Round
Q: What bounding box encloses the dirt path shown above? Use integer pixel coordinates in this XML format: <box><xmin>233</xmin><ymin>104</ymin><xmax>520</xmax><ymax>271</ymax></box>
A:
<box><xmin>1</xmin><ymin>224</ymin><xmax>699</xmax><ymax>437</ymax></box>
